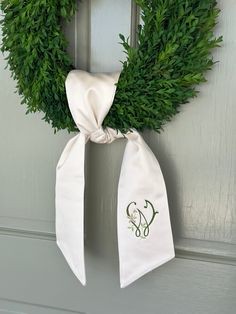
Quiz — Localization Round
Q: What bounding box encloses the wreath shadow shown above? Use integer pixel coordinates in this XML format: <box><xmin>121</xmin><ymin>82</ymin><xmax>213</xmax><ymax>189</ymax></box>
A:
<box><xmin>142</xmin><ymin>130</ymin><xmax>184</xmax><ymax>243</ymax></box>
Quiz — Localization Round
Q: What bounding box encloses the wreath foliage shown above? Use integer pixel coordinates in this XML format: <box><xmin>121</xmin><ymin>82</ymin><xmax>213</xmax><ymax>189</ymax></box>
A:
<box><xmin>1</xmin><ymin>0</ymin><xmax>222</xmax><ymax>133</ymax></box>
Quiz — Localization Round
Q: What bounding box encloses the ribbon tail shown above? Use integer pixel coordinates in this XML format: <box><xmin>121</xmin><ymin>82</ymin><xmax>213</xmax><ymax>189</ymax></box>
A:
<box><xmin>55</xmin><ymin>133</ymin><xmax>86</xmax><ymax>285</ymax></box>
<box><xmin>117</xmin><ymin>132</ymin><xmax>175</xmax><ymax>288</ymax></box>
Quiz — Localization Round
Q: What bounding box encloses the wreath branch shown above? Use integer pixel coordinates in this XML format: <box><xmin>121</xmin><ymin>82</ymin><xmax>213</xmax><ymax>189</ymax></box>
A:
<box><xmin>1</xmin><ymin>0</ymin><xmax>222</xmax><ymax>133</ymax></box>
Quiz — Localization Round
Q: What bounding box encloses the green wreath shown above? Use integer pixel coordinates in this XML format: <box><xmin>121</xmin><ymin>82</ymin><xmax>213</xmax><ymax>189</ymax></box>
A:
<box><xmin>1</xmin><ymin>0</ymin><xmax>222</xmax><ymax>133</ymax></box>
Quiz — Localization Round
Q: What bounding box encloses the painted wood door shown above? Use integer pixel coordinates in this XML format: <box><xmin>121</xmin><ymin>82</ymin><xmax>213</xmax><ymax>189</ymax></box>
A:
<box><xmin>0</xmin><ymin>1</ymin><xmax>236</xmax><ymax>313</ymax></box>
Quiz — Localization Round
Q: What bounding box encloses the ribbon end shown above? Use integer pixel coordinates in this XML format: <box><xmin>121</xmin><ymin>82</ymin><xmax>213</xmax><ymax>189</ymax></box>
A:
<box><xmin>80</xmin><ymin>278</ymin><xmax>87</xmax><ymax>286</ymax></box>
<box><xmin>56</xmin><ymin>240</ymin><xmax>86</xmax><ymax>287</ymax></box>
<box><xmin>120</xmin><ymin>252</ymin><xmax>175</xmax><ymax>288</ymax></box>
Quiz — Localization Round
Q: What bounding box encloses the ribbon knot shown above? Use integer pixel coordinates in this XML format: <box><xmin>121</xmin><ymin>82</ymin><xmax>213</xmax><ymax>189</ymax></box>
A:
<box><xmin>65</xmin><ymin>70</ymin><xmax>121</xmax><ymax>139</ymax></box>
<box><xmin>89</xmin><ymin>127</ymin><xmax>122</xmax><ymax>144</ymax></box>
<box><xmin>56</xmin><ymin>70</ymin><xmax>175</xmax><ymax>288</ymax></box>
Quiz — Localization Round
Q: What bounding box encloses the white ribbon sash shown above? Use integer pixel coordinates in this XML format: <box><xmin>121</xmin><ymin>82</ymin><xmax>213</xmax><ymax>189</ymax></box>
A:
<box><xmin>56</xmin><ymin>70</ymin><xmax>175</xmax><ymax>288</ymax></box>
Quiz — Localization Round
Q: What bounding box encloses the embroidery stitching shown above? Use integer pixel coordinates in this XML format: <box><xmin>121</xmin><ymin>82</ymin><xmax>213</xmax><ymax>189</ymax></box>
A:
<box><xmin>126</xmin><ymin>200</ymin><xmax>159</xmax><ymax>239</ymax></box>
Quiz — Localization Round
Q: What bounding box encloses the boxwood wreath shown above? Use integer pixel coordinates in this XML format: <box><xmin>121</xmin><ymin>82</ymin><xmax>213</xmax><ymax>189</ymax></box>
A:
<box><xmin>1</xmin><ymin>0</ymin><xmax>222</xmax><ymax>133</ymax></box>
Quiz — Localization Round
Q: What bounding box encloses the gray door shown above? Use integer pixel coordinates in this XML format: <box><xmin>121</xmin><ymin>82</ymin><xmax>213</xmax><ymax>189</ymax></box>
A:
<box><xmin>0</xmin><ymin>1</ymin><xmax>236</xmax><ymax>313</ymax></box>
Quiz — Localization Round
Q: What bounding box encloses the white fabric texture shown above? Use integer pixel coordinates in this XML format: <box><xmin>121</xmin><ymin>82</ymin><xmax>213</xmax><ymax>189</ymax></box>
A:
<box><xmin>56</xmin><ymin>70</ymin><xmax>175</xmax><ymax>288</ymax></box>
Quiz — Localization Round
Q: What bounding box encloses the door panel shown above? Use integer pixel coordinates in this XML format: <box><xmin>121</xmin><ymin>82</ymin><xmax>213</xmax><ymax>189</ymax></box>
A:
<box><xmin>0</xmin><ymin>1</ymin><xmax>235</xmax><ymax>313</ymax></box>
<box><xmin>0</xmin><ymin>235</ymin><xmax>235</xmax><ymax>314</ymax></box>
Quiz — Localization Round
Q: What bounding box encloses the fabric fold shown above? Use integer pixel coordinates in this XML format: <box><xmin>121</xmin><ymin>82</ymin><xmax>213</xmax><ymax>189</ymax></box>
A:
<box><xmin>55</xmin><ymin>70</ymin><xmax>175</xmax><ymax>288</ymax></box>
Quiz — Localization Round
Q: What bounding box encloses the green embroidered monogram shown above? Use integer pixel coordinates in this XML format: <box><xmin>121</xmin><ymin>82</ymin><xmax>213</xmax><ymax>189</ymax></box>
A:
<box><xmin>126</xmin><ymin>200</ymin><xmax>158</xmax><ymax>239</ymax></box>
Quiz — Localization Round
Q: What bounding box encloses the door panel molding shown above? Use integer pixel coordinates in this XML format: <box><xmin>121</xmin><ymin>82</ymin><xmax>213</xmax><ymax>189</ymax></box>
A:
<box><xmin>63</xmin><ymin>0</ymin><xmax>90</xmax><ymax>70</ymax></box>
<box><xmin>0</xmin><ymin>225</ymin><xmax>235</xmax><ymax>266</ymax></box>
<box><xmin>0</xmin><ymin>233</ymin><xmax>235</xmax><ymax>314</ymax></box>
<box><xmin>0</xmin><ymin>298</ymin><xmax>85</xmax><ymax>314</ymax></box>
<box><xmin>175</xmin><ymin>238</ymin><xmax>236</xmax><ymax>266</ymax></box>
<box><xmin>130</xmin><ymin>0</ymin><xmax>140</xmax><ymax>48</ymax></box>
